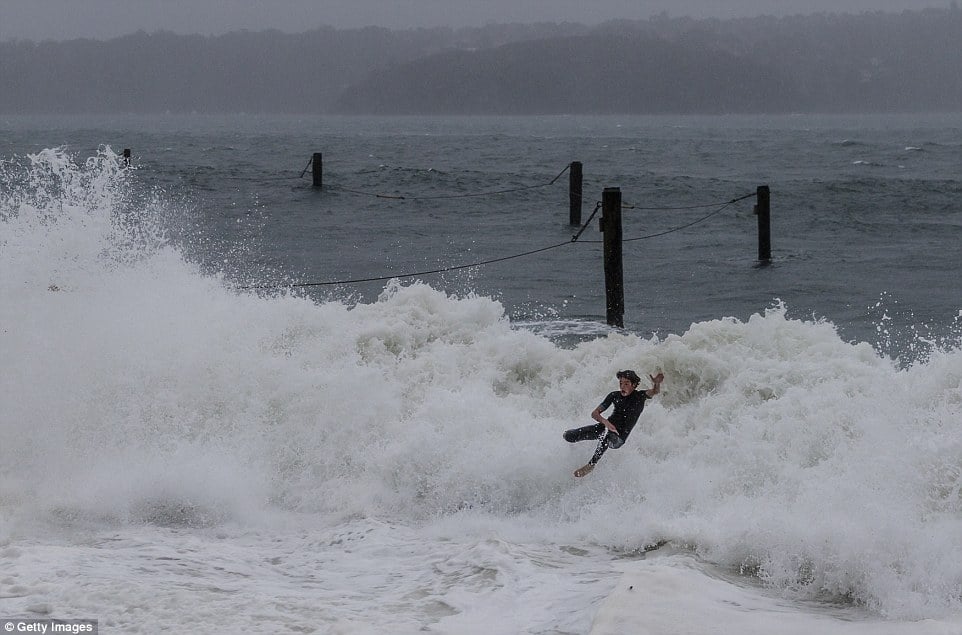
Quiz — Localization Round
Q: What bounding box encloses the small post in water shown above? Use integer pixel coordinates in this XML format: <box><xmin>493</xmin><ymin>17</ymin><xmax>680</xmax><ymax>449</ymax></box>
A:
<box><xmin>312</xmin><ymin>152</ymin><xmax>323</xmax><ymax>188</ymax></box>
<box><xmin>755</xmin><ymin>185</ymin><xmax>771</xmax><ymax>262</ymax></box>
<box><xmin>601</xmin><ymin>187</ymin><xmax>625</xmax><ymax>328</ymax></box>
<box><xmin>122</xmin><ymin>148</ymin><xmax>131</xmax><ymax>167</ymax></box>
<box><xmin>569</xmin><ymin>161</ymin><xmax>583</xmax><ymax>226</ymax></box>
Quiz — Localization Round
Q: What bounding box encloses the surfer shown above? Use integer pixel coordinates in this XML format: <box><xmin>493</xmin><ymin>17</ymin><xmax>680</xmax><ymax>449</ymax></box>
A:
<box><xmin>564</xmin><ymin>369</ymin><xmax>663</xmax><ymax>477</ymax></box>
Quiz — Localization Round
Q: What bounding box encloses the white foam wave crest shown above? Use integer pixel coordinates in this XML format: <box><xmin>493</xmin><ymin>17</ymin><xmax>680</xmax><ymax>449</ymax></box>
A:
<box><xmin>2</xmin><ymin>148</ymin><xmax>962</xmax><ymax>620</ymax></box>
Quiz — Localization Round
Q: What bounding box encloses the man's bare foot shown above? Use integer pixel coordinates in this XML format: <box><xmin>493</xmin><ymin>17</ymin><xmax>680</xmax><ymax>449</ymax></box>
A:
<box><xmin>574</xmin><ymin>463</ymin><xmax>594</xmax><ymax>478</ymax></box>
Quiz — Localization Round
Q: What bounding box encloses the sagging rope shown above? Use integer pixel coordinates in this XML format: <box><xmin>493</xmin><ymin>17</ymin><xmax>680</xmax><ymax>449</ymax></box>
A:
<box><xmin>240</xmin><ymin>200</ymin><xmax>602</xmax><ymax>291</ymax></box>
<box><xmin>246</xmin><ymin>240</ymin><xmax>574</xmax><ymax>289</ymax></box>
<box><xmin>299</xmin><ymin>156</ymin><xmax>314</xmax><ymax>179</ymax></box>
<box><xmin>320</xmin><ymin>164</ymin><xmax>571</xmax><ymax>201</ymax></box>
<box><xmin>188</xmin><ymin>173</ymin><xmax>304</xmax><ymax>182</ymax></box>
<box><xmin>579</xmin><ymin>192</ymin><xmax>756</xmax><ymax>243</ymax></box>
<box><xmin>239</xmin><ymin>193</ymin><xmax>752</xmax><ymax>291</ymax></box>
<box><xmin>627</xmin><ymin>192</ymin><xmax>757</xmax><ymax>241</ymax></box>
<box><xmin>621</xmin><ymin>196</ymin><xmax>751</xmax><ymax>211</ymax></box>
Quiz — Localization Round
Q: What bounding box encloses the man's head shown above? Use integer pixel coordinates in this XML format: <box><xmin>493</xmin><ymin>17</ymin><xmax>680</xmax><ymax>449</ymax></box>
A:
<box><xmin>616</xmin><ymin>370</ymin><xmax>641</xmax><ymax>394</ymax></box>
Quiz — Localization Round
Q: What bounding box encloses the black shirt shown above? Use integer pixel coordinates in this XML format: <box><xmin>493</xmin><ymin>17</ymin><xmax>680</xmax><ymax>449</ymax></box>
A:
<box><xmin>597</xmin><ymin>390</ymin><xmax>649</xmax><ymax>439</ymax></box>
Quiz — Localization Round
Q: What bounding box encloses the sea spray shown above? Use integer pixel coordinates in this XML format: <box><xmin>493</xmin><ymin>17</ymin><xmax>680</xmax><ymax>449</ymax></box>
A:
<box><xmin>3</xmin><ymin>147</ymin><xmax>962</xmax><ymax>622</ymax></box>
<box><xmin>587</xmin><ymin>311</ymin><xmax>962</xmax><ymax>619</ymax></box>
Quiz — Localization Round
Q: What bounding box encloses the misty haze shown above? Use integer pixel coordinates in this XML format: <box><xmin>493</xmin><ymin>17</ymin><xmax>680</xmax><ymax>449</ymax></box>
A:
<box><xmin>1</xmin><ymin>8</ymin><xmax>960</xmax><ymax>115</ymax></box>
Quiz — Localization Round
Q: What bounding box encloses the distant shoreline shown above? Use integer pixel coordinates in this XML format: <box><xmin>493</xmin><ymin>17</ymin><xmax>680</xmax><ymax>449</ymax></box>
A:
<box><xmin>3</xmin><ymin>9</ymin><xmax>961</xmax><ymax>115</ymax></box>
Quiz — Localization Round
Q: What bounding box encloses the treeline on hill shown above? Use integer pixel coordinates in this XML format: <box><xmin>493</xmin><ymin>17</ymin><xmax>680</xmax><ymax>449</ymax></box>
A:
<box><xmin>0</xmin><ymin>24</ymin><xmax>588</xmax><ymax>113</ymax></box>
<box><xmin>2</xmin><ymin>8</ymin><xmax>960</xmax><ymax>114</ymax></box>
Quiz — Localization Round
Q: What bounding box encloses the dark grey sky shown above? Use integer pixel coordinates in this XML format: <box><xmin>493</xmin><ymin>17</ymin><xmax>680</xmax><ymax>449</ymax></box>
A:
<box><xmin>0</xmin><ymin>0</ymin><xmax>943</xmax><ymax>42</ymax></box>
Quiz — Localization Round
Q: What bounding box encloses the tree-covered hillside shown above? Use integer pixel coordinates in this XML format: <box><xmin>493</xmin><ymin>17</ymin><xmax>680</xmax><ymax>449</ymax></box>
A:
<box><xmin>2</xmin><ymin>9</ymin><xmax>959</xmax><ymax>114</ymax></box>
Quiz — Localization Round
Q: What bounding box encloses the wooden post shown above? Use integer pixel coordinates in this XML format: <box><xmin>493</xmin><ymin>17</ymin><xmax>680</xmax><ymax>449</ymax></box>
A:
<box><xmin>312</xmin><ymin>152</ymin><xmax>323</xmax><ymax>188</ymax></box>
<box><xmin>122</xmin><ymin>148</ymin><xmax>131</xmax><ymax>166</ymax></box>
<box><xmin>569</xmin><ymin>161</ymin><xmax>583</xmax><ymax>225</ymax></box>
<box><xmin>756</xmin><ymin>185</ymin><xmax>771</xmax><ymax>262</ymax></box>
<box><xmin>601</xmin><ymin>187</ymin><xmax>624</xmax><ymax>328</ymax></box>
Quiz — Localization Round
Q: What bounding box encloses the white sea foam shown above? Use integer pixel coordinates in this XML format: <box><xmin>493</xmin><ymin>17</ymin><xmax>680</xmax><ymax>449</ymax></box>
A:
<box><xmin>591</xmin><ymin>555</ymin><xmax>962</xmax><ymax>635</ymax></box>
<box><xmin>2</xmin><ymin>148</ymin><xmax>962</xmax><ymax>631</ymax></box>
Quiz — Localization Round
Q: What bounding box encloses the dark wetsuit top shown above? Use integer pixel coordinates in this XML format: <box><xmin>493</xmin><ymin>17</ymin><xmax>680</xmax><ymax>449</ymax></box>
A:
<box><xmin>597</xmin><ymin>390</ymin><xmax>649</xmax><ymax>440</ymax></box>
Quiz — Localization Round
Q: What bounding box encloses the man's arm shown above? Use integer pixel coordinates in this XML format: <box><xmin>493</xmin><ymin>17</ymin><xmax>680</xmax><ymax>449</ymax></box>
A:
<box><xmin>592</xmin><ymin>405</ymin><xmax>619</xmax><ymax>434</ymax></box>
<box><xmin>645</xmin><ymin>372</ymin><xmax>665</xmax><ymax>397</ymax></box>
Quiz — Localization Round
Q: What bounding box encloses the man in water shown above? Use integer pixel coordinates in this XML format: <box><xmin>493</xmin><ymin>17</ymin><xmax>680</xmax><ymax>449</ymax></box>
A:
<box><xmin>564</xmin><ymin>369</ymin><xmax>664</xmax><ymax>477</ymax></box>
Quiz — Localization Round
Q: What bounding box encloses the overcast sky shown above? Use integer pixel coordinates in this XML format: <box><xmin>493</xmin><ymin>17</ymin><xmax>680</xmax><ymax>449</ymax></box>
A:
<box><xmin>0</xmin><ymin>0</ymin><xmax>944</xmax><ymax>42</ymax></box>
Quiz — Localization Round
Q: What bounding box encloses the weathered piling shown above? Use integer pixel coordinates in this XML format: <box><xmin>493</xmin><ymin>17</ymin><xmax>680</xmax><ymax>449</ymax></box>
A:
<box><xmin>601</xmin><ymin>187</ymin><xmax>625</xmax><ymax>328</ymax></box>
<box><xmin>312</xmin><ymin>152</ymin><xmax>323</xmax><ymax>188</ymax></box>
<box><xmin>569</xmin><ymin>161</ymin><xmax>583</xmax><ymax>225</ymax></box>
<box><xmin>756</xmin><ymin>185</ymin><xmax>771</xmax><ymax>262</ymax></box>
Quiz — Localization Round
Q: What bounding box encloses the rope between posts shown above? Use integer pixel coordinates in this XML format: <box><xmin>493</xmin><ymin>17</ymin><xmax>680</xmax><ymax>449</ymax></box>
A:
<box><xmin>199</xmin><ymin>173</ymin><xmax>305</xmax><ymax>182</ymax></box>
<box><xmin>241</xmin><ymin>240</ymin><xmax>574</xmax><ymax>290</ymax></box>
<box><xmin>299</xmin><ymin>156</ymin><xmax>314</xmax><ymax>179</ymax></box>
<box><xmin>621</xmin><ymin>195</ymin><xmax>752</xmax><ymax>210</ymax></box>
<box><xmin>240</xmin><ymin>201</ymin><xmax>603</xmax><ymax>290</ymax></box>
<box><xmin>579</xmin><ymin>192</ymin><xmax>756</xmax><ymax>243</ymax></box>
<box><xmin>238</xmin><ymin>193</ymin><xmax>753</xmax><ymax>290</ymax></box>
<box><xmin>323</xmin><ymin>164</ymin><xmax>571</xmax><ymax>201</ymax></box>
<box><xmin>255</xmin><ymin>242</ymin><xmax>574</xmax><ymax>289</ymax></box>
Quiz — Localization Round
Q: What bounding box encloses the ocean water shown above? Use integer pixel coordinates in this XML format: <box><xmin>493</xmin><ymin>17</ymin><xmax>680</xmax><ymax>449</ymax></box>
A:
<box><xmin>1</xmin><ymin>114</ymin><xmax>961</xmax><ymax>634</ymax></box>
